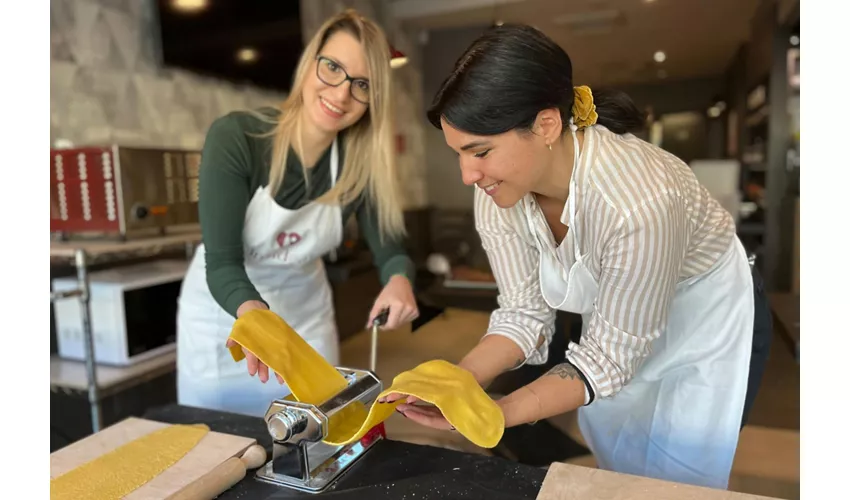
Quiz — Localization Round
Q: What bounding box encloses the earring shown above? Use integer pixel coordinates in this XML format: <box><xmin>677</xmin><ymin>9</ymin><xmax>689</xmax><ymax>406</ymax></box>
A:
<box><xmin>547</xmin><ymin>143</ymin><xmax>552</xmax><ymax>151</ymax></box>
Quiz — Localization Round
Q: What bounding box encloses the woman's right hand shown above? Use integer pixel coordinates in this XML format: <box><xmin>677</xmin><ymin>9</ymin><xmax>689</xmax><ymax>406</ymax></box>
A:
<box><xmin>237</xmin><ymin>299</ymin><xmax>269</xmax><ymax>317</ymax></box>
<box><xmin>225</xmin><ymin>338</ymin><xmax>285</xmax><ymax>384</ymax></box>
<box><xmin>229</xmin><ymin>300</ymin><xmax>285</xmax><ymax>384</ymax></box>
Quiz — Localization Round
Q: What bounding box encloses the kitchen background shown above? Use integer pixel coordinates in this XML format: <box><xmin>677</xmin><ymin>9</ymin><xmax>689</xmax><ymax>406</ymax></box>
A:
<box><xmin>49</xmin><ymin>0</ymin><xmax>802</xmax><ymax>498</ymax></box>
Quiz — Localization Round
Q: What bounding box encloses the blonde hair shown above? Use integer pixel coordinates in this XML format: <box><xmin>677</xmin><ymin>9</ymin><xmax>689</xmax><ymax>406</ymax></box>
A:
<box><xmin>253</xmin><ymin>9</ymin><xmax>405</xmax><ymax>242</ymax></box>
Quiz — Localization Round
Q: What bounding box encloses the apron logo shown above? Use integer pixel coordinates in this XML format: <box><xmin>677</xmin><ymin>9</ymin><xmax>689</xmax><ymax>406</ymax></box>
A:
<box><xmin>247</xmin><ymin>231</ymin><xmax>306</xmax><ymax>262</ymax></box>
<box><xmin>276</xmin><ymin>231</ymin><xmax>302</xmax><ymax>248</ymax></box>
<box><xmin>275</xmin><ymin>231</ymin><xmax>302</xmax><ymax>262</ymax></box>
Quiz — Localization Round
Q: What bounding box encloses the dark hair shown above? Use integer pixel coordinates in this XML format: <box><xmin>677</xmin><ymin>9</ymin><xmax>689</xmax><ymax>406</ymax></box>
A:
<box><xmin>427</xmin><ymin>24</ymin><xmax>645</xmax><ymax>136</ymax></box>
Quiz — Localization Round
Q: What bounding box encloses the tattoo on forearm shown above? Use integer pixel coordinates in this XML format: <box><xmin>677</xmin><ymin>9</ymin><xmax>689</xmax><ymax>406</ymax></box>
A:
<box><xmin>545</xmin><ymin>363</ymin><xmax>580</xmax><ymax>380</ymax></box>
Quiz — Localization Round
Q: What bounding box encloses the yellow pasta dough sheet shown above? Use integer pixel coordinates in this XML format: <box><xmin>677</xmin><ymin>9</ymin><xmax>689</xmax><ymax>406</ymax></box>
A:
<box><xmin>228</xmin><ymin>310</ymin><xmax>504</xmax><ymax>448</ymax></box>
<box><xmin>50</xmin><ymin>424</ymin><xmax>210</xmax><ymax>500</ymax></box>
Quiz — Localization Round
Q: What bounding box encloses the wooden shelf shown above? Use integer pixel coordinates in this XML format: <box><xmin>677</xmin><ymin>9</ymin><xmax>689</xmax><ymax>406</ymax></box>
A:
<box><xmin>50</xmin><ymin>231</ymin><xmax>201</xmax><ymax>263</ymax></box>
<box><xmin>49</xmin><ymin>232</ymin><xmax>199</xmax><ymax>433</ymax></box>
<box><xmin>51</xmin><ymin>351</ymin><xmax>176</xmax><ymax>398</ymax></box>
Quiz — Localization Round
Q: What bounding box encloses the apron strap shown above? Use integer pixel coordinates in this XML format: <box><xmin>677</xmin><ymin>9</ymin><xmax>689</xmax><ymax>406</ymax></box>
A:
<box><xmin>327</xmin><ymin>138</ymin><xmax>340</xmax><ymax>263</ymax></box>
<box><xmin>330</xmin><ymin>138</ymin><xmax>339</xmax><ymax>188</ymax></box>
<box><xmin>568</xmin><ymin>122</ymin><xmax>583</xmax><ymax>260</ymax></box>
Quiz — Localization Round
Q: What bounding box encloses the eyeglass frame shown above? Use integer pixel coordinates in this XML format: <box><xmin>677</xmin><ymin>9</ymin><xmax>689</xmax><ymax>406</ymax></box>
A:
<box><xmin>315</xmin><ymin>55</ymin><xmax>371</xmax><ymax>105</ymax></box>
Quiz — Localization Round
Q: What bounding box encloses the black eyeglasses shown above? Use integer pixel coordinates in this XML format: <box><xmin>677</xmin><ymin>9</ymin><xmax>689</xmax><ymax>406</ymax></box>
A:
<box><xmin>316</xmin><ymin>56</ymin><xmax>371</xmax><ymax>104</ymax></box>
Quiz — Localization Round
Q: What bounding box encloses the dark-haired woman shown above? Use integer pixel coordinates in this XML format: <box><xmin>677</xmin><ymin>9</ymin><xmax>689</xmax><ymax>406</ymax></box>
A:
<box><xmin>384</xmin><ymin>24</ymin><xmax>772</xmax><ymax>490</ymax></box>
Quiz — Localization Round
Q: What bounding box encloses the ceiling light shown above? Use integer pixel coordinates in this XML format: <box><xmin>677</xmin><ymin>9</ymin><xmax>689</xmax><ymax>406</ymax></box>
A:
<box><xmin>390</xmin><ymin>47</ymin><xmax>408</xmax><ymax>69</ymax></box>
<box><xmin>653</xmin><ymin>51</ymin><xmax>666</xmax><ymax>63</ymax></box>
<box><xmin>708</xmin><ymin>106</ymin><xmax>721</xmax><ymax>118</ymax></box>
<box><xmin>790</xmin><ymin>35</ymin><xmax>799</xmax><ymax>46</ymax></box>
<box><xmin>495</xmin><ymin>20</ymin><xmax>504</xmax><ymax>26</ymax></box>
<box><xmin>171</xmin><ymin>0</ymin><xmax>208</xmax><ymax>13</ymax></box>
<box><xmin>237</xmin><ymin>48</ymin><xmax>258</xmax><ymax>63</ymax></box>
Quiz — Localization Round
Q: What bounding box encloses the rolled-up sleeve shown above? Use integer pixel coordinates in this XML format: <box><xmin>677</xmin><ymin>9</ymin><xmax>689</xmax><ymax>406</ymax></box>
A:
<box><xmin>566</xmin><ymin>194</ymin><xmax>687</xmax><ymax>401</ymax></box>
<box><xmin>474</xmin><ymin>188</ymin><xmax>556</xmax><ymax>366</ymax></box>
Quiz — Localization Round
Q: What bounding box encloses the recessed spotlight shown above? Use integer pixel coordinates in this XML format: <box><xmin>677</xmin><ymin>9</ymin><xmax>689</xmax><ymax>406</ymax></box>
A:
<box><xmin>172</xmin><ymin>0</ymin><xmax>208</xmax><ymax>13</ymax></box>
<box><xmin>237</xmin><ymin>48</ymin><xmax>258</xmax><ymax>63</ymax></box>
<box><xmin>654</xmin><ymin>51</ymin><xmax>666</xmax><ymax>63</ymax></box>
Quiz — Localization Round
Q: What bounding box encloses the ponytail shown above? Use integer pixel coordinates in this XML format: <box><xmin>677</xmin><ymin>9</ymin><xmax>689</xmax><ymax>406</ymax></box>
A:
<box><xmin>587</xmin><ymin>88</ymin><xmax>646</xmax><ymax>134</ymax></box>
<box><xmin>427</xmin><ymin>24</ymin><xmax>646</xmax><ymax>138</ymax></box>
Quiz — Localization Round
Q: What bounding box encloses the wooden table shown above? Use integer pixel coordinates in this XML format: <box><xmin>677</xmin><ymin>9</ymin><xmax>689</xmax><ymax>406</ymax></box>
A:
<box><xmin>537</xmin><ymin>462</ymin><xmax>780</xmax><ymax>499</ymax></box>
<box><xmin>769</xmin><ymin>293</ymin><xmax>799</xmax><ymax>361</ymax></box>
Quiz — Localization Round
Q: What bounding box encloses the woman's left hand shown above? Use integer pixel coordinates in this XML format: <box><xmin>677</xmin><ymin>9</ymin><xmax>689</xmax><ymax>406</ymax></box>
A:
<box><xmin>368</xmin><ymin>274</ymin><xmax>419</xmax><ymax>329</ymax></box>
<box><xmin>395</xmin><ymin>402</ymin><xmax>455</xmax><ymax>431</ymax></box>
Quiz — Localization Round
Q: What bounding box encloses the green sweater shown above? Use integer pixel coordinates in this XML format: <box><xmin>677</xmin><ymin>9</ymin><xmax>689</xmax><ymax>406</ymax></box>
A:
<box><xmin>198</xmin><ymin>109</ymin><xmax>415</xmax><ymax>317</ymax></box>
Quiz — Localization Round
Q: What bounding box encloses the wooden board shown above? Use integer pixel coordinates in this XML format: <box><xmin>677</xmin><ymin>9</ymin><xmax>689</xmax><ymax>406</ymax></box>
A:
<box><xmin>50</xmin><ymin>417</ymin><xmax>256</xmax><ymax>499</ymax></box>
<box><xmin>536</xmin><ymin>463</ymin><xmax>780</xmax><ymax>500</ymax></box>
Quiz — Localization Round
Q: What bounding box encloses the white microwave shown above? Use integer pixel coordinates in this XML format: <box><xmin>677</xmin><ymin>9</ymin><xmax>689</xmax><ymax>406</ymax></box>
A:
<box><xmin>52</xmin><ymin>259</ymin><xmax>188</xmax><ymax>366</ymax></box>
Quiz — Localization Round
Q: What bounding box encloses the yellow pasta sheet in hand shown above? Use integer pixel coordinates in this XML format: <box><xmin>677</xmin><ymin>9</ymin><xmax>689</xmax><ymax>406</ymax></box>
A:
<box><xmin>50</xmin><ymin>424</ymin><xmax>209</xmax><ymax>500</ymax></box>
<box><xmin>228</xmin><ymin>309</ymin><xmax>505</xmax><ymax>448</ymax></box>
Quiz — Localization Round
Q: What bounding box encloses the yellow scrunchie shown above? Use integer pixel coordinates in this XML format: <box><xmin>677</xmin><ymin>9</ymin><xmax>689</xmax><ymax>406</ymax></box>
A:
<box><xmin>572</xmin><ymin>85</ymin><xmax>598</xmax><ymax>129</ymax></box>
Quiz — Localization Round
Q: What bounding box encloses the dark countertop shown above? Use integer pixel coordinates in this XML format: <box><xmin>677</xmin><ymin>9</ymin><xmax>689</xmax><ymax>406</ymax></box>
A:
<box><xmin>418</xmin><ymin>278</ymin><xmax>500</xmax><ymax>313</ymax></box>
<box><xmin>144</xmin><ymin>404</ymin><xmax>547</xmax><ymax>500</ymax></box>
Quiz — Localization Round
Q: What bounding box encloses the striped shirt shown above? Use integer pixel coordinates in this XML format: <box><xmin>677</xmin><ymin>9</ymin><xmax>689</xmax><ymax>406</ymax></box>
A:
<box><xmin>475</xmin><ymin>124</ymin><xmax>735</xmax><ymax>402</ymax></box>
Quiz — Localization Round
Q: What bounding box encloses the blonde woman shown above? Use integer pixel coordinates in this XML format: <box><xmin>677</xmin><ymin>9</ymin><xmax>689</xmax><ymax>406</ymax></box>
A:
<box><xmin>177</xmin><ymin>10</ymin><xmax>419</xmax><ymax>417</ymax></box>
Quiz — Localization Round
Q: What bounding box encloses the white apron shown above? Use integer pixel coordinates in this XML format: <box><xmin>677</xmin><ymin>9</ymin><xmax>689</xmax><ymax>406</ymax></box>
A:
<box><xmin>176</xmin><ymin>140</ymin><xmax>343</xmax><ymax>418</ymax></box>
<box><xmin>532</xmin><ymin>126</ymin><xmax>754</xmax><ymax>490</ymax></box>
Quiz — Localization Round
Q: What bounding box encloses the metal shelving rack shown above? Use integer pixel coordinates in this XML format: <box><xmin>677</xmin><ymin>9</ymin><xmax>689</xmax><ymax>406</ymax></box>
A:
<box><xmin>49</xmin><ymin>232</ymin><xmax>201</xmax><ymax>433</ymax></box>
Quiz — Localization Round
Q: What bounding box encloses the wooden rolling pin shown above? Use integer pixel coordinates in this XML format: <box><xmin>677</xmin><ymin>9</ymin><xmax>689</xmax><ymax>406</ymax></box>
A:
<box><xmin>167</xmin><ymin>444</ymin><xmax>267</xmax><ymax>500</ymax></box>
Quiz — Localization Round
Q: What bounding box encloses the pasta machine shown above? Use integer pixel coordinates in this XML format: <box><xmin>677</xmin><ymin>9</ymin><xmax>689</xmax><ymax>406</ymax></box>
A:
<box><xmin>255</xmin><ymin>367</ymin><xmax>385</xmax><ymax>493</ymax></box>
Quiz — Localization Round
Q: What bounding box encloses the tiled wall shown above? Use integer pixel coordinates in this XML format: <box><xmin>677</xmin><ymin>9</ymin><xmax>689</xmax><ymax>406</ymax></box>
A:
<box><xmin>50</xmin><ymin>0</ymin><xmax>285</xmax><ymax>150</ymax></box>
<box><xmin>50</xmin><ymin>0</ymin><xmax>429</xmax><ymax>208</ymax></box>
